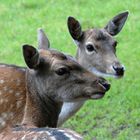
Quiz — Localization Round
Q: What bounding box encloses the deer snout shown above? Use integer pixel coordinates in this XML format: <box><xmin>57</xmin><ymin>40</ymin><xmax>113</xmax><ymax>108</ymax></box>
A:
<box><xmin>98</xmin><ymin>78</ymin><xmax>110</xmax><ymax>92</ymax></box>
<box><xmin>89</xmin><ymin>78</ymin><xmax>110</xmax><ymax>100</ymax></box>
<box><xmin>112</xmin><ymin>64</ymin><xmax>125</xmax><ymax>77</ymax></box>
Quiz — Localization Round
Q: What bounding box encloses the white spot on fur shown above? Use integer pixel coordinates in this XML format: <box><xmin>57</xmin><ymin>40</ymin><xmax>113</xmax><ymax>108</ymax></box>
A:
<box><xmin>16</xmin><ymin>79</ymin><xmax>21</xmax><ymax>86</ymax></box>
<box><xmin>0</xmin><ymin>112</ymin><xmax>14</xmax><ymax>129</ymax></box>
<box><xmin>0</xmin><ymin>80</ymin><xmax>4</xmax><ymax>84</ymax></box>
<box><xmin>0</xmin><ymin>117</ymin><xmax>6</xmax><ymax>127</ymax></box>
<box><xmin>0</xmin><ymin>99</ymin><xmax>8</xmax><ymax>104</ymax></box>
<box><xmin>3</xmin><ymin>86</ymin><xmax>8</xmax><ymax>91</ymax></box>
<box><xmin>19</xmin><ymin>96</ymin><xmax>24</xmax><ymax>100</ymax></box>
<box><xmin>0</xmin><ymin>99</ymin><xmax>4</xmax><ymax>104</ymax></box>
<box><xmin>1</xmin><ymin>113</ymin><xmax>8</xmax><ymax>118</ymax></box>
<box><xmin>16</xmin><ymin>101</ymin><xmax>22</xmax><ymax>108</ymax></box>
<box><xmin>9</xmin><ymin>89</ymin><xmax>14</xmax><ymax>94</ymax></box>
<box><xmin>16</xmin><ymin>92</ymin><xmax>21</xmax><ymax>97</ymax></box>
<box><xmin>2</xmin><ymin>112</ymin><xmax>13</xmax><ymax>118</ymax></box>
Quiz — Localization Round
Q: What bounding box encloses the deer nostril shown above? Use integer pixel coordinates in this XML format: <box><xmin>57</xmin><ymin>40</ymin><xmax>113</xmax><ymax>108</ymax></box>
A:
<box><xmin>102</xmin><ymin>82</ymin><xmax>110</xmax><ymax>91</ymax></box>
<box><xmin>98</xmin><ymin>78</ymin><xmax>111</xmax><ymax>91</ymax></box>
<box><xmin>113</xmin><ymin>66</ymin><xmax>124</xmax><ymax>76</ymax></box>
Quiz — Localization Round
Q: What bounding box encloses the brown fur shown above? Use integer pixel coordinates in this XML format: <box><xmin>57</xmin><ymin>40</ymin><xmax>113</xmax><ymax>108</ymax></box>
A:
<box><xmin>0</xmin><ymin>65</ymin><xmax>26</xmax><ymax>130</ymax></box>
<box><xmin>0</xmin><ymin>42</ymin><xmax>109</xmax><ymax>139</ymax></box>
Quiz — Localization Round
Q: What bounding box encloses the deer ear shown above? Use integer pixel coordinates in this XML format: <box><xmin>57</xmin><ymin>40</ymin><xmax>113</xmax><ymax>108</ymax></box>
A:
<box><xmin>23</xmin><ymin>44</ymin><xmax>40</xmax><ymax>69</ymax></box>
<box><xmin>67</xmin><ymin>16</ymin><xmax>83</xmax><ymax>41</ymax></box>
<box><xmin>104</xmin><ymin>11</ymin><xmax>129</xmax><ymax>36</ymax></box>
<box><xmin>37</xmin><ymin>28</ymin><xmax>50</xmax><ymax>50</ymax></box>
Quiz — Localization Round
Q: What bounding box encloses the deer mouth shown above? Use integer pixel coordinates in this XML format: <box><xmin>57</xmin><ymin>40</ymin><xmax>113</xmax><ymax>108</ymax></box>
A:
<box><xmin>90</xmin><ymin>67</ymin><xmax>124</xmax><ymax>78</ymax></box>
<box><xmin>91</xmin><ymin>92</ymin><xmax>105</xmax><ymax>99</ymax></box>
<box><xmin>90</xmin><ymin>67</ymin><xmax>115</xmax><ymax>78</ymax></box>
<box><xmin>114</xmin><ymin>74</ymin><xmax>124</xmax><ymax>79</ymax></box>
<box><xmin>73</xmin><ymin>92</ymin><xmax>106</xmax><ymax>101</ymax></box>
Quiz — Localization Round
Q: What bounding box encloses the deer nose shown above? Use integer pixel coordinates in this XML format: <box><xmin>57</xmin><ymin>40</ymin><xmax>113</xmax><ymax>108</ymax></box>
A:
<box><xmin>98</xmin><ymin>78</ymin><xmax>110</xmax><ymax>91</ymax></box>
<box><xmin>113</xmin><ymin>65</ymin><xmax>124</xmax><ymax>76</ymax></box>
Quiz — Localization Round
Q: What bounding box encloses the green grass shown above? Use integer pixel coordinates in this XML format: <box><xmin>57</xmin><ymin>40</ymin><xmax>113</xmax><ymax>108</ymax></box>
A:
<box><xmin>0</xmin><ymin>0</ymin><xmax>140</xmax><ymax>139</ymax></box>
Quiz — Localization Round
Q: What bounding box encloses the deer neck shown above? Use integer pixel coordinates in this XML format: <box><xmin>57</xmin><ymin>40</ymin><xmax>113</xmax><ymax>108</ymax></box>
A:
<box><xmin>76</xmin><ymin>48</ymin><xmax>88</xmax><ymax>69</ymax></box>
<box><xmin>22</xmin><ymin>71</ymin><xmax>62</xmax><ymax>128</ymax></box>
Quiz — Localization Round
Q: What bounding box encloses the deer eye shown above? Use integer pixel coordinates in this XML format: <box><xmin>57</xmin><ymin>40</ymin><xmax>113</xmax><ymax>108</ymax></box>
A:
<box><xmin>86</xmin><ymin>44</ymin><xmax>96</xmax><ymax>52</ymax></box>
<box><xmin>55</xmin><ymin>67</ymin><xmax>69</xmax><ymax>76</ymax></box>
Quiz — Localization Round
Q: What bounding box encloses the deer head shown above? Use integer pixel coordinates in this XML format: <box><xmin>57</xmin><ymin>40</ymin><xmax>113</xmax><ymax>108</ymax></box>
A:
<box><xmin>22</xmin><ymin>29</ymin><xmax>111</xmax><ymax>128</ymax></box>
<box><xmin>67</xmin><ymin>11</ymin><xmax>129</xmax><ymax>78</ymax></box>
<box><xmin>29</xmin><ymin>29</ymin><xmax>110</xmax><ymax>101</ymax></box>
<box><xmin>0</xmin><ymin>29</ymin><xmax>110</xmax><ymax>130</ymax></box>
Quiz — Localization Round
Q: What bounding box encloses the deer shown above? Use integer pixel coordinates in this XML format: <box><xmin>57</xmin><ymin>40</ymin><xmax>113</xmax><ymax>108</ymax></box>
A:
<box><xmin>53</xmin><ymin>11</ymin><xmax>128</xmax><ymax>126</ymax></box>
<box><xmin>0</xmin><ymin>125</ymin><xmax>83</xmax><ymax>140</ymax></box>
<box><xmin>0</xmin><ymin>29</ymin><xmax>110</xmax><ymax>139</ymax></box>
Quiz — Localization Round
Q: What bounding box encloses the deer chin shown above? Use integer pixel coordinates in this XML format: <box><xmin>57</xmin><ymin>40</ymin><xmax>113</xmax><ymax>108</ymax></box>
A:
<box><xmin>90</xmin><ymin>92</ymin><xmax>105</xmax><ymax>99</ymax></box>
<box><xmin>90</xmin><ymin>67</ymin><xmax>124</xmax><ymax>79</ymax></box>
<box><xmin>114</xmin><ymin>74</ymin><xmax>124</xmax><ymax>79</ymax></box>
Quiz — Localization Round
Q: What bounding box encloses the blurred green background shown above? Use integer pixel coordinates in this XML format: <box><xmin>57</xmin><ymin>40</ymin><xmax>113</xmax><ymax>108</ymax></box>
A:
<box><xmin>0</xmin><ymin>0</ymin><xmax>140</xmax><ymax>139</ymax></box>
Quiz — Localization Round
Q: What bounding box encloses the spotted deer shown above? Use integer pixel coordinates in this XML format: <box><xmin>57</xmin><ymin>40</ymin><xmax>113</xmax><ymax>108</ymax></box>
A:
<box><xmin>57</xmin><ymin>11</ymin><xmax>129</xmax><ymax>126</ymax></box>
<box><xmin>0</xmin><ymin>29</ymin><xmax>110</xmax><ymax>139</ymax></box>
<box><xmin>0</xmin><ymin>125</ymin><xmax>83</xmax><ymax>140</ymax></box>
